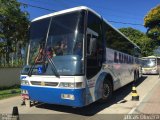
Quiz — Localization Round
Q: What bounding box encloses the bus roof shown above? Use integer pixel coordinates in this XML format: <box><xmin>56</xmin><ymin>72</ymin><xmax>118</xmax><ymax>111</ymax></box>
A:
<box><xmin>32</xmin><ymin>6</ymin><xmax>101</xmax><ymax>22</ymax></box>
<box><xmin>142</xmin><ymin>56</ymin><xmax>159</xmax><ymax>59</ymax></box>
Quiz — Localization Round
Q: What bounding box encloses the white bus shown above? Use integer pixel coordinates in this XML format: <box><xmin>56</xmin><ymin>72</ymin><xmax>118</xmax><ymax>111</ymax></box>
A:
<box><xmin>141</xmin><ymin>56</ymin><xmax>160</xmax><ymax>74</ymax></box>
<box><xmin>20</xmin><ymin>6</ymin><xmax>141</xmax><ymax>107</ymax></box>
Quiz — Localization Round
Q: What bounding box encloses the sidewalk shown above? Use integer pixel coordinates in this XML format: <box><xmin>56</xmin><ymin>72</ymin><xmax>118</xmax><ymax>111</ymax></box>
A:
<box><xmin>132</xmin><ymin>78</ymin><xmax>160</xmax><ymax>114</ymax></box>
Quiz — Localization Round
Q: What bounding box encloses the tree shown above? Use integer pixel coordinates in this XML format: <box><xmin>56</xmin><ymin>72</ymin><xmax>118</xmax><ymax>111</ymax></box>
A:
<box><xmin>0</xmin><ymin>0</ymin><xmax>29</xmax><ymax>65</ymax></box>
<box><xmin>119</xmin><ymin>27</ymin><xmax>157</xmax><ymax>56</ymax></box>
<box><xmin>137</xmin><ymin>36</ymin><xmax>157</xmax><ymax>56</ymax></box>
<box><xmin>119</xmin><ymin>27</ymin><xmax>144</xmax><ymax>43</ymax></box>
<box><xmin>144</xmin><ymin>5</ymin><xmax>160</xmax><ymax>41</ymax></box>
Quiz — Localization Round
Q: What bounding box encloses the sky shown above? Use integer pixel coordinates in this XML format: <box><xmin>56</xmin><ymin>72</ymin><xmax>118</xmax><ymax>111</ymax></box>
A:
<box><xmin>19</xmin><ymin>0</ymin><xmax>160</xmax><ymax>33</ymax></box>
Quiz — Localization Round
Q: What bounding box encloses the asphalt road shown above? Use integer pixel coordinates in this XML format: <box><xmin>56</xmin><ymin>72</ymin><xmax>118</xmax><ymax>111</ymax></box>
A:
<box><xmin>0</xmin><ymin>75</ymin><xmax>159</xmax><ymax>120</ymax></box>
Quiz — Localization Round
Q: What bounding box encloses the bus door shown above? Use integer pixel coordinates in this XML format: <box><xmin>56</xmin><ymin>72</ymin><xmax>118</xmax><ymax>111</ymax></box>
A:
<box><xmin>86</xmin><ymin>28</ymin><xmax>103</xmax><ymax>79</ymax></box>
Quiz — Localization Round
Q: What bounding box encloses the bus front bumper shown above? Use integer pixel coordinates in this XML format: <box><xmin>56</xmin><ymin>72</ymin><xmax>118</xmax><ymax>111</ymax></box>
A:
<box><xmin>21</xmin><ymin>85</ymin><xmax>86</xmax><ymax>107</ymax></box>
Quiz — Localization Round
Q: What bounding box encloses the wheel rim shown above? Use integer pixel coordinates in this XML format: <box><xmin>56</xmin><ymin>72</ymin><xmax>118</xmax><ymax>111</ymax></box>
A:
<box><xmin>103</xmin><ymin>83</ymin><xmax>110</xmax><ymax>98</ymax></box>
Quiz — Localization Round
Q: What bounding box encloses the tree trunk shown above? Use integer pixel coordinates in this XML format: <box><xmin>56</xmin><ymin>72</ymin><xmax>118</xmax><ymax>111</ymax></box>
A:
<box><xmin>6</xmin><ymin>46</ymin><xmax>10</xmax><ymax>64</ymax></box>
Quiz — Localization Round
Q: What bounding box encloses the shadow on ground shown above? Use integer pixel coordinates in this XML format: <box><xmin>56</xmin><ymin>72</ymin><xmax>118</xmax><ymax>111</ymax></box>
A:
<box><xmin>35</xmin><ymin>76</ymin><xmax>147</xmax><ymax>116</ymax></box>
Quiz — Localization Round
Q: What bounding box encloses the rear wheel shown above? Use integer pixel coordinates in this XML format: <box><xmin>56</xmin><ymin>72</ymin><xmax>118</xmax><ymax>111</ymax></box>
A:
<box><xmin>134</xmin><ymin>71</ymin><xmax>139</xmax><ymax>82</ymax></box>
<box><xmin>101</xmin><ymin>80</ymin><xmax>113</xmax><ymax>101</ymax></box>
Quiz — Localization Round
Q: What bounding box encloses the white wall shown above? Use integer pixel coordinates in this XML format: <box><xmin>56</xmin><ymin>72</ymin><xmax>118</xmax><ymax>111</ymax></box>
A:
<box><xmin>0</xmin><ymin>68</ymin><xmax>21</xmax><ymax>87</ymax></box>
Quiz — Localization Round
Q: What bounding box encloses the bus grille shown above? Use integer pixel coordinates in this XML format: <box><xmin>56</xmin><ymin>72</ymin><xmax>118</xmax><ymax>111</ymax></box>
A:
<box><xmin>30</xmin><ymin>81</ymin><xmax>59</xmax><ymax>87</ymax></box>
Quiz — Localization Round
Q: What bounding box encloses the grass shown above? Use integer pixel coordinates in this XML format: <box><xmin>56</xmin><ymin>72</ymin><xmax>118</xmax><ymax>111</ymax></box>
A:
<box><xmin>0</xmin><ymin>86</ymin><xmax>21</xmax><ymax>100</ymax></box>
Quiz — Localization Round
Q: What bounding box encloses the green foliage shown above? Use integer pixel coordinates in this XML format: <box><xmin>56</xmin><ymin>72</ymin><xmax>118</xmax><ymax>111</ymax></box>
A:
<box><xmin>0</xmin><ymin>84</ymin><xmax>20</xmax><ymax>90</ymax></box>
<box><xmin>0</xmin><ymin>87</ymin><xmax>20</xmax><ymax>100</ymax></box>
<box><xmin>144</xmin><ymin>5</ymin><xmax>160</xmax><ymax>41</ymax></box>
<box><xmin>144</xmin><ymin>5</ymin><xmax>160</xmax><ymax>27</ymax></box>
<box><xmin>119</xmin><ymin>27</ymin><xmax>157</xmax><ymax>57</ymax></box>
<box><xmin>0</xmin><ymin>0</ymin><xmax>29</xmax><ymax>42</ymax></box>
<box><xmin>119</xmin><ymin>27</ymin><xmax>144</xmax><ymax>43</ymax></box>
<box><xmin>0</xmin><ymin>0</ymin><xmax>29</xmax><ymax>66</ymax></box>
<box><xmin>138</xmin><ymin>36</ymin><xmax>157</xmax><ymax>56</ymax></box>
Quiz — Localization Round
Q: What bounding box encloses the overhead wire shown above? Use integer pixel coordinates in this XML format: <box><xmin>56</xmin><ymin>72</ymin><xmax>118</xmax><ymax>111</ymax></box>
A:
<box><xmin>27</xmin><ymin>0</ymin><xmax>144</xmax><ymax>20</ymax></box>
<box><xmin>57</xmin><ymin>0</ymin><xmax>145</xmax><ymax>19</ymax></box>
<box><xmin>108</xmin><ymin>20</ymin><xmax>143</xmax><ymax>26</ymax></box>
<box><xmin>19</xmin><ymin>1</ymin><xmax>144</xmax><ymax>26</ymax></box>
<box><xmin>48</xmin><ymin>0</ymin><xmax>145</xmax><ymax>25</ymax></box>
<box><xmin>19</xmin><ymin>2</ymin><xmax>56</xmax><ymax>12</ymax></box>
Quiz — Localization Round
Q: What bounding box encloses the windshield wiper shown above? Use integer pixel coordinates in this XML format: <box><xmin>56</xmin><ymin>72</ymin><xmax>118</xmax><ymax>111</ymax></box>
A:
<box><xmin>28</xmin><ymin>50</ymin><xmax>60</xmax><ymax>78</ymax></box>
<box><xmin>47</xmin><ymin>56</ymin><xmax>60</xmax><ymax>78</ymax></box>
<box><xmin>28</xmin><ymin>64</ymin><xmax>35</xmax><ymax>77</ymax></box>
<box><xmin>28</xmin><ymin>53</ymin><xmax>42</xmax><ymax>77</ymax></box>
<box><xmin>28</xmin><ymin>42</ymin><xmax>45</xmax><ymax>76</ymax></box>
<box><xmin>27</xmin><ymin>17</ymin><xmax>59</xmax><ymax>77</ymax></box>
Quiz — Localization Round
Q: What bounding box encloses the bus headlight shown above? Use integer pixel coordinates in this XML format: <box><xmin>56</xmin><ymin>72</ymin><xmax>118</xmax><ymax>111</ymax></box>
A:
<box><xmin>59</xmin><ymin>82</ymin><xmax>83</xmax><ymax>88</ymax></box>
<box><xmin>75</xmin><ymin>82</ymin><xmax>83</xmax><ymax>88</ymax></box>
<box><xmin>152</xmin><ymin>69</ymin><xmax>157</xmax><ymax>73</ymax></box>
<box><xmin>21</xmin><ymin>80</ymin><xmax>29</xmax><ymax>85</ymax></box>
<box><xmin>59</xmin><ymin>82</ymin><xmax>74</xmax><ymax>88</ymax></box>
<box><xmin>21</xmin><ymin>89</ymin><xmax>28</xmax><ymax>94</ymax></box>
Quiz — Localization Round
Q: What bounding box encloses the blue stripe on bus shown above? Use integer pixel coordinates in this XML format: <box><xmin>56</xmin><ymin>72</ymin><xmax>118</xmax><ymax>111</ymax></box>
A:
<box><xmin>21</xmin><ymin>85</ymin><xmax>86</xmax><ymax>107</ymax></box>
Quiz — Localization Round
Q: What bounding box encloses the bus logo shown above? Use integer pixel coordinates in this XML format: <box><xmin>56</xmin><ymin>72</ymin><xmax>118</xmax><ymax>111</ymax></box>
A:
<box><xmin>41</xmin><ymin>81</ymin><xmax>45</xmax><ymax>86</ymax></box>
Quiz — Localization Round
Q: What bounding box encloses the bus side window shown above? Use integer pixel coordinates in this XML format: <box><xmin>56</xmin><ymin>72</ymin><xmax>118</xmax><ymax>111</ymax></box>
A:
<box><xmin>90</xmin><ymin>37</ymin><xmax>97</xmax><ymax>54</ymax></box>
<box><xmin>87</xmin><ymin>34</ymin><xmax>91</xmax><ymax>55</ymax></box>
<box><xmin>87</xmin><ymin>34</ymin><xmax>97</xmax><ymax>55</ymax></box>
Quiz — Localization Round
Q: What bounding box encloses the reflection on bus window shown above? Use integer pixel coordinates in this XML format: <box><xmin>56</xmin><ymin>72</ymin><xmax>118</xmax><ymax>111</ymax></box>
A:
<box><xmin>142</xmin><ymin>59</ymin><xmax>156</xmax><ymax>68</ymax></box>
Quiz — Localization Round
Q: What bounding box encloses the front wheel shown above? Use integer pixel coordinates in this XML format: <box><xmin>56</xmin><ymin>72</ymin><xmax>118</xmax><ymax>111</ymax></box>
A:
<box><xmin>101</xmin><ymin>80</ymin><xmax>113</xmax><ymax>101</ymax></box>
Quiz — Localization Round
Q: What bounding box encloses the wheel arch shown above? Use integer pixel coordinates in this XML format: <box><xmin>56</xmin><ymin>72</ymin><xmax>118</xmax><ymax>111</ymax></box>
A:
<box><xmin>104</xmin><ymin>73</ymin><xmax>113</xmax><ymax>90</ymax></box>
<box><xmin>94</xmin><ymin>72</ymin><xmax>114</xmax><ymax>100</ymax></box>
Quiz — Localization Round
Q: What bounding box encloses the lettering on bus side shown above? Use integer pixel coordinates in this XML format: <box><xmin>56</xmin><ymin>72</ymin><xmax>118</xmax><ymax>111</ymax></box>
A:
<box><xmin>114</xmin><ymin>51</ymin><xmax>134</xmax><ymax>64</ymax></box>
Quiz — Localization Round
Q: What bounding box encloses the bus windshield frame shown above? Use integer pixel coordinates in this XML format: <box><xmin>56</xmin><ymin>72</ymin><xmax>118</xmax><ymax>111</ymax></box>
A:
<box><xmin>22</xmin><ymin>10</ymin><xmax>86</xmax><ymax>76</ymax></box>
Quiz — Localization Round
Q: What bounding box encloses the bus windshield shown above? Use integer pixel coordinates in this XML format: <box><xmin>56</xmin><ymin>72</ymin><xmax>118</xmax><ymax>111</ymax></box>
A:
<box><xmin>142</xmin><ymin>58</ymin><xmax>156</xmax><ymax>68</ymax></box>
<box><xmin>22</xmin><ymin>11</ymin><xmax>85</xmax><ymax>76</ymax></box>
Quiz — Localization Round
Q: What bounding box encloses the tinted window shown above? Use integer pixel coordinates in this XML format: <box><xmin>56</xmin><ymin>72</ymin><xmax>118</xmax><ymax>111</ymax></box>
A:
<box><xmin>30</xmin><ymin>18</ymin><xmax>50</xmax><ymax>40</ymax></box>
<box><xmin>86</xmin><ymin>11</ymin><xmax>103</xmax><ymax>79</ymax></box>
<box><xmin>103</xmin><ymin>21</ymin><xmax>135</xmax><ymax>55</ymax></box>
<box><xmin>28</xmin><ymin>18</ymin><xmax>51</xmax><ymax>64</ymax></box>
<box><xmin>142</xmin><ymin>58</ymin><xmax>156</xmax><ymax>68</ymax></box>
<box><xmin>22</xmin><ymin>11</ymin><xmax>86</xmax><ymax>76</ymax></box>
<box><xmin>47</xmin><ymin>11</ymin><xmax>84</xmax><ymax>56</ymax></box>
<box><xmin>87</xmin><ymin>11</ymin><xmax>103</xmax><ymax>51</ymax></box>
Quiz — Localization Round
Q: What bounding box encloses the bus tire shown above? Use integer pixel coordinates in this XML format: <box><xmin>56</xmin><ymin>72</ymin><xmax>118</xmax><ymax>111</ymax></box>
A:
<box><xmin>134</xmin><ymin>71</ymin><xmax>138</xmax><ymax>82</ymax></box>
<box><xmin>137</xmin><ymin>70</ymin><xmax>139</xmax><ymax>79</ymax></box>
<box><xmin>101</xmin><ymin>79</ymin><xmax>113</xmax><ymax>102</ymax></box>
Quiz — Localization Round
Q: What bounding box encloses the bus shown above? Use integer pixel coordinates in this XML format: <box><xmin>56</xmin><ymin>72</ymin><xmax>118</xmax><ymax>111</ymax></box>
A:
<box><xmin>20</xmin><ymin>6</ymin><xmax>141</xmax><ymax>107</ymax></box>
<box><xmin>141</xmin><ymin>56</ymin><xmax>160</xmax><ymax>75</ymax></box>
